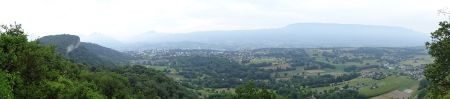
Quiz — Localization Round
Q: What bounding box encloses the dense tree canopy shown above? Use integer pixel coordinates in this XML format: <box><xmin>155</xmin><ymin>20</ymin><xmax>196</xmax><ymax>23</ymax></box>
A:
<box><xmin>0</xmin><ymin>24</ymin><xmax>197</xmax><ymax>99</ymax></box>
<box><xmin>425</xmin><ymin>20</ymin><xmax>450</xmax><ymax>98</ymax></box>
<box><xmin>0</xmin><ymin>24</ymin><xmax>93</xmax><ymax>99</ymax></box>
<box><xmin>234</xmin><ymin>81</ymin><xmax>278</xmax><ymax>99</ymax></box>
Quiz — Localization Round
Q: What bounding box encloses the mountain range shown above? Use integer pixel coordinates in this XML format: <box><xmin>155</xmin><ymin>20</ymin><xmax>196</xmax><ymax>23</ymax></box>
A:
<box><xmin>83</xmin><ymin>23</ymin><xmax>429</xmax><ymax>50</ymax></box>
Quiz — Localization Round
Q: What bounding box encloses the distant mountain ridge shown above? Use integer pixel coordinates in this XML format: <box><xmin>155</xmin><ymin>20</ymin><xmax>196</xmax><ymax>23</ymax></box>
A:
<box><xmin>37</xmin><ymin>34</ymin><xmax>131</xmax><ymax>66</ymax></box>
<box><xmin>86</xmin><ymin>23</ymin><xmax>429</xmax><ymax>50</ymax></box>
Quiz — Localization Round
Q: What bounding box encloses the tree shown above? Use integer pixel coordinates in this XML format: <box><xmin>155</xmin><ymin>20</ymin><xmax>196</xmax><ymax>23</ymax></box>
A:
<box><xmin>297</xmin><ymin>86</ymin><xmax>314</xmax><ymax>99</ymax></box>
<box><xmin>0</xmin><ymin>23</ymin><xmax>106</xmax><ymax>98</ymax></box>
<box><xmin>234</xmin><ymin>81</ymin><xmax>278</xmax><ymax>99</ymax></box>
<box><xmin>207</xmin><ymin>93</ymin><xmax>234</xmax><ymax>99</ymax></box>
<box><xmin>80</xmin><ymin>71</ymin><xmax>131</xmax><ymax>99</ymax></box>
<box><xmin>0</xmin><ymin>71</ymin><xmax>13</xmax><ymax>99</ymax></box>
<box><xmin>425</xmin><ymin>19</ymin><xmax>450</xmax><ymax>98</ymax></box>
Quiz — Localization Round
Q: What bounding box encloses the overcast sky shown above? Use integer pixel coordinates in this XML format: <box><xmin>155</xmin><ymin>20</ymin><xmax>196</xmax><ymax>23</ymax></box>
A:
<box><xmin>1</xmin><ymin>0</ymin><xmax>449</xmax><ymax>41</ymax></box>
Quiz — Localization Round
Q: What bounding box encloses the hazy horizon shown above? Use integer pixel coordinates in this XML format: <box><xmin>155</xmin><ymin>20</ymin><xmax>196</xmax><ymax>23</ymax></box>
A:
<box><xmin>1</xmin><ymin>0</ymin><xmax>449</xmax><ymax>42</ymax></box>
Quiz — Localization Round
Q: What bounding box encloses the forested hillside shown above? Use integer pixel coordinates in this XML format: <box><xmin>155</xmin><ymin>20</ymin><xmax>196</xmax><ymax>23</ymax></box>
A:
<box><xmin>0</xmin><ymin>24</ymin><xmax>197</xmax><ymax>99</ymax></box>
<box><xmin>38</xmin><ymin>34</ymin><xmax>131</xmax><ymax>67</ymax></box>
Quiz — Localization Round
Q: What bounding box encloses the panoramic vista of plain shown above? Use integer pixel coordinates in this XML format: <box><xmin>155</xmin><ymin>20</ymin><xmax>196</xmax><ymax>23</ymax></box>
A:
<box><xmin>1</xmin><ymin>0</ymin><xmax>450</xmax><ymax>99</ymax></box>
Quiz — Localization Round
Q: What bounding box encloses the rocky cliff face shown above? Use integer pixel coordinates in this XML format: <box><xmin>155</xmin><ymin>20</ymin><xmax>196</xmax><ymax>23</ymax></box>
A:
<box><xmin>66</xmin><ymin>41</ymin><xmax>80</xmax><ymax>53</ymax></box>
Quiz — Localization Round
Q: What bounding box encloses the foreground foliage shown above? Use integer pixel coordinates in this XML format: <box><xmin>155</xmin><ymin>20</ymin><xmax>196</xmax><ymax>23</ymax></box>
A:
<box><xmin>425</xmin><ymin>20</ymin><xmax>450</xmax><ymax>98</ymax></box>
<box><xmin>0</xmin><ymin>24</ymin><xmax>196</xmax><ymax>99</ymax></box>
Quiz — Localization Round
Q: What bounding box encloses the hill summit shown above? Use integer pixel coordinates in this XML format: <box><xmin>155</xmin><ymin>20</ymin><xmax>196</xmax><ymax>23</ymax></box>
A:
<box><xmin>38</xmin><ymin>34</ymin><xmax>130</xmax><ymax>66</ymax></box>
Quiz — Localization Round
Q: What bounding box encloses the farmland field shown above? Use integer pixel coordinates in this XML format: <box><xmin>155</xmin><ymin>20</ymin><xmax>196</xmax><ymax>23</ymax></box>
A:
<box><xmin>129</xmin><ymin>47</ymin><xmax>430</xmax><ymax>98</ymax></box>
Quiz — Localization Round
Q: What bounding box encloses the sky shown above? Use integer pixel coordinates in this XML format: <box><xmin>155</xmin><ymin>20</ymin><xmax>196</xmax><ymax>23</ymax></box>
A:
<box><xmin>0</xmin><ymin>0</ymin><xmax>449</xmax><ymax>41</ymax></box>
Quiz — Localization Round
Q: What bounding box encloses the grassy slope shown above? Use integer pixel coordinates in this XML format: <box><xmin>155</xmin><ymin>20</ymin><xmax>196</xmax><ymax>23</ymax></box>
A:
<box><xmin>314</xmin><ymin>76</ymin><xmax>418</xmax><ymax>97</ymax></box>
<box><xmin>358</xmin><ymin>76</ymin><xmax>418</xmax><ymax>97</ymax></box>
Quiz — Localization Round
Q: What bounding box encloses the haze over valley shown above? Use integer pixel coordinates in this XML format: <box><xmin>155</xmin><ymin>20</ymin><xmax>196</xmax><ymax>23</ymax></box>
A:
<box><xmin>84</xmin><ymin>23</ymin><xmax>428</xmax><ymax>50</ymax></box>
